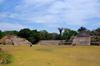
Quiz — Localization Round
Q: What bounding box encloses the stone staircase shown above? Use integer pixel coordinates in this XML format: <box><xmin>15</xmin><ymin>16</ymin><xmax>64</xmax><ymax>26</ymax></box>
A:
<box><xmin>2</xmin><ymin>34</ymin><xmax>31</xmax><ymax>45</ymax></box>
<box><xmin>11</xmin><ymin>37</ymin><xmax>30</xmax><ymax>45</ymax></box>
<box><xmin>37</xmin><ymin>40</ymin><xmax>61</xmax><ymax>45</ymax></box>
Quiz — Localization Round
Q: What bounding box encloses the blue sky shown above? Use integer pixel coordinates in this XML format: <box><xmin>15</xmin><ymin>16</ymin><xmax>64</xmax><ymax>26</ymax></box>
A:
<box><xmin>0</xmin><ymin>0</ymin><xmax>100</xmax><ymax>33</ymax></box>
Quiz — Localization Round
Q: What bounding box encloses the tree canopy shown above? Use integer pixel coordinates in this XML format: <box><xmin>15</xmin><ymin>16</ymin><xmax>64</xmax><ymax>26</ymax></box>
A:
<box><xmin>0</xmin><ymin>30</ymin><xmax>3</xmax><ymax>39</ymax></box>
<box><xmin>58</xmin><ymin>28</ymin><xmax>63</xmax><ymax>39</ymax></box>
<box><xmin>77</xmin><ymin>26</ymin><xmax>87</xmax><ymax>32</ymax></box>
<box><xmin>1</xmin><ymin>26</ymin><xmax>100</xmax><ymax>44</ymax></box>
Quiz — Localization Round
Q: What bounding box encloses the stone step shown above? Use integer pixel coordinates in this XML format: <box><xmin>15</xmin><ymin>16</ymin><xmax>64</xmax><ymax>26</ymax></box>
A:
<box><xmin>37</xmin><ymin>40</ymin><xmax>61</xmax><ymax>45</ymax></box>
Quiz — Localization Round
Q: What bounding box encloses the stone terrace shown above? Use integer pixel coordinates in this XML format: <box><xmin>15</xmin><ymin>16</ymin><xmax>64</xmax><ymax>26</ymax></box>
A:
<box><xmin>37</xmin><ymin>40</ymin><xmax>62</xmax><ymax>45</ymax></box>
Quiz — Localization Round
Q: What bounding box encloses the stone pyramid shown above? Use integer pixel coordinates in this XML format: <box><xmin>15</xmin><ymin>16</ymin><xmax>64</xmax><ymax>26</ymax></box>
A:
<box><xmin>2</xmin><ymin>34</ymin><xmax>31</xmax><ymax>45</ymax></box>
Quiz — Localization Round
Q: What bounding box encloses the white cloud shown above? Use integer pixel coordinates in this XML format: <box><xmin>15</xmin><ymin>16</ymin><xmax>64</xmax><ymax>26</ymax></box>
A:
<box><xmin>9</xmin><ymin>13</ymin><xmax>19</xmax><ymax>18</ymax></box>
<box><xmin>0</xmin><ymin>22</ymin><xmax>27</xmax><ymax>31</ymax></box>
<box><xmin>0</xmin><ymin>12</ymin><xmax>8</xmax><ymax>19</ymax></box>
<box><xmin>36</xmin><ymin>21</ymin><xmax>45</xmax><ymax>23</ymax></box>
<box><xmin>47</xmin><ymin>24</ymin><xmax>60</xmax><ymax>27</ymax></box>
<box><xmin>24</xmin><ymin>0</ymin><xmax>55</xmax><ymax>5</ymax></box>
<box><xmin>0</xmin><ymin>0</ymin><xmax>3</xmax><ymax>4</ymax></box>
<box><xmin>7</xmin><ymin>0</ymin><xmax>100</xmax><ymax>26</ymax></box>
<box><xmin>92</xmin><ymin>22</ymin><xmax>100</xmax><ymax>26</ymax></box>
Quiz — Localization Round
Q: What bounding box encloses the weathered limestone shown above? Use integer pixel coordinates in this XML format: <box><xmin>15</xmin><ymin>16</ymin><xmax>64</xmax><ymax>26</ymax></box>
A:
<box><xmin>72</xmin><ymin>37</ymin><xmax>91</xmax><ymax>45</ymax></box>
<box><xmin>37</xmin><ymin>40</ymin><xmax>61</xmax><ymax>45</ymax></box>
<box><xmin>2</xmin><ymin>34</ymin><xmax>31</xmax><ymax>45</ymax></box>
<box><xmin>72</xmin><ymin>30</ymin><xmax>99</xmax><ymax>45</ymax></box>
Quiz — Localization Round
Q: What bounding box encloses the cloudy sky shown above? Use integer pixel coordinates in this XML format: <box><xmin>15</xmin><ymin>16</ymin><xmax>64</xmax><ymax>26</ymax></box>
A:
<box><xmin>0</xmin><ymin>0</ymin><xmax>100</xmax><ymax>33</ymax></box>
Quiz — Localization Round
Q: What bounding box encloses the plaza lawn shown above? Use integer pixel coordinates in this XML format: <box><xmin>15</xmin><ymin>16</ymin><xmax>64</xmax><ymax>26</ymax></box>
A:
<box><xmin>0</xmin><ymin>45</ymin><xmax>100</xmax><ymax>66</ymax></box>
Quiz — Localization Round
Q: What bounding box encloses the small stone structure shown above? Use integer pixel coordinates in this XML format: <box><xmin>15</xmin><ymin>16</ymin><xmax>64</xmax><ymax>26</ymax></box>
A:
<box><xmin>2</xmin><ymin>34</ymin><xmax>31</xmax><ymax>45</ymax></box>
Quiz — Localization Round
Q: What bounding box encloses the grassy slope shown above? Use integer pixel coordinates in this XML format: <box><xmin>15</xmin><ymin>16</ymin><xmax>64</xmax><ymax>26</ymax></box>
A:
<box><xmin>0</xmin><ymin>36</ymin><xmax>7</xmax><ymax>43</ymax></box>
<box><xmin>0</xmin><ymin>45</ymin><xmax>100</xmax><ymax>66</ymax></box>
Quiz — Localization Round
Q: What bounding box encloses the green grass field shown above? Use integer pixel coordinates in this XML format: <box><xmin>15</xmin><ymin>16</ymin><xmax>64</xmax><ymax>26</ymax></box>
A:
<box><xmin>0</xmin><ymin>45</ymin><xmax>100</xmax><ymax>66</ymax></box>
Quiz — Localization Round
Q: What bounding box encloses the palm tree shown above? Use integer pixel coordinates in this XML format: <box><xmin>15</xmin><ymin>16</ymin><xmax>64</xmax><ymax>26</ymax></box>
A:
<box><xmin>58</xmin><ymin>28</ymin><xmax>63</xmax><ymax>40</ymax></box>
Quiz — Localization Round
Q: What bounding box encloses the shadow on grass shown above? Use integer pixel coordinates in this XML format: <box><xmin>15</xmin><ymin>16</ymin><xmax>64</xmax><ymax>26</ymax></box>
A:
<box><xmin>36</xmin><ymin>49</ymin><xmax>52</xmax><ymax>52</ymax></box>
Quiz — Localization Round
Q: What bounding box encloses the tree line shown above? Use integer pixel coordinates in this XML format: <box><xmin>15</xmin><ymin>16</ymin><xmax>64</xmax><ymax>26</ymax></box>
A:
<box><xmin>0</xmin><ymin>26</ymin><xmax>100</xmax><ymax>44</ymax></box>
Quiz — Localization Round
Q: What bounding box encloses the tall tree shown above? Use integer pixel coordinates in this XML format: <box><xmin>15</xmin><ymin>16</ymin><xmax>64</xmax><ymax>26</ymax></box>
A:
<box><xmin>18</xmin><ymin>28</ymin><xmax>31</xmax><ymax>39</ymax></box>
<box><xmin>38</xmin><ymin>31</ymin><xmax>45</xmax><ymax>40</ymax></box>
<box><xmin>58</xmin><ymin>28</ymin><xmax>63</xmax><ymax>39</ymax></box>
<box><xmin>66</xmin><ymin>30</ymin><xmax>77</xmax><ymax>40</ymax></box>
<box><xmin>40</xmin><ymin>30</ymin><xmax>48</xmax><ymax>39</ymax></box>
<box><xmin>28</xmin><ymin>30</ymin><xmax>40</xmax><ymax>44</ymax></box>
<box><xmin>2</xmin><ymin>31</ymin><xmax>7</xmax><ymax>37</ymax></box>
<box><xmin>63</xmin><ymin>28</ymin><xmax>71</xmax><ymax>39</ymax></box>
<box><xmin>78</xmin><ymin>26</ymin><xmax>87</xmax><ymax>32</ymax></box>
<box><xmin>92</xmin><ymin>27</ymin><xmax>100</xmax><ymax>36</ymax></box>
<box><xmin>0</xmin><ymin>30</ymin><xmax>3</xmax><ymax>39</ymax></box>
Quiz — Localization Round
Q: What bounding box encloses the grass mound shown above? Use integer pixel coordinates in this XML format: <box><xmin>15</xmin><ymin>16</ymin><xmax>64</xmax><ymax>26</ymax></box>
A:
<box><xmin>0</xmin><ymin>36</ymin><xmax>7</xmax><ymax>43</ymax></box>
<box><xmin>0</xmin><ymin>48</ymin><xmax>12</xmax><ymax>64</ymax></box>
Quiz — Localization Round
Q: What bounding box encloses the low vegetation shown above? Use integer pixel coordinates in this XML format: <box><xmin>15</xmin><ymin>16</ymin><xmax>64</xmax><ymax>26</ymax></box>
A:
<box><xmin>0</xmin><ymin>45</ymin><xmax>100</xmax><ymax>66</ymax></box>
<box><xmin>1</xmin><ymin>26</ymin><xmax>100</xmax><ymax>44</ymax></box>
<box><xmin>0</xmin><ymin>48</ymin><xmax>12</xmax><ymax>64</ymax></box>
<box><xmin>0</xmin><ymin>36</ymin><xmax>7</xmax><ymax>43</ymax></box>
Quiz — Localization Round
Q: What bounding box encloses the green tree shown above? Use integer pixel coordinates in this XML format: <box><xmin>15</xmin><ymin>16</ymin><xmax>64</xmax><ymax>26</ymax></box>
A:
<box><xmin>18</xmin><ymin>28</ymin><xmax>31</xmax><ymax>39</ymax></box>
<box><xmin>51</xmin><ymin>33</ymin><xmax>58</xmax><ymax>40</ymax></box>
<box><xmin>28</xmin><ymin>30</ymin><xmax>40</xmax><ymax>44</ymax></box>
<box><xmin>92</xmin><ymin>27</ymin><xmax>100</xmax><ymax>36</ymax></box>
<box><xmin>66</xmin><ymin>30</ymin><xmax>77</xmax><ymax>40</ymax></box>
<box><xmin>0</xmin><ymin>30</ymin><xmax>3</xmax><ymax>39</ymax></box>
<box><xmin>38</xmin><ymin>31</ymin><xmax>45</xmax><ymax>40</ymax></box>
<box><xmin>78</xmin><ymin>26</ymin><xmax>87</xmax><ymax>32</ymax></box>
<box><xmin>18</xmin><ymin>28</ymin><xmax>41</xmax><ymax>44</ymax></box>
<box><xmin>62</xmin><ymin>28</ymin><xmax>71</xmax><ymax>39</ymax></box>
<box><xmin>40</xmin><ymin>30</ymin><xmax>48</xmax><ymax>39</ymax></box>
<box><xmin>58</xmin><ymin>28</ymin><xmax>63</xmax><ymax>40</ymax></box>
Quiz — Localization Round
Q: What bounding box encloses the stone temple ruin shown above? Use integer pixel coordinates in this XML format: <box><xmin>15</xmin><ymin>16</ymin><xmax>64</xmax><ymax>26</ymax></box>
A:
<box><xmin>37</xmin><ymin>40</ymin><xmax>61</xmax><ymax>45</ymax></box>
<box><xmin>1</xmin><ymin>34</ymin><xmax>31</xmax><ymax>45</ymax></box>
<box><xmin>72</xmin><ymin>30</ymin><xmax>100</xmax><ymax>45</ymax></box>
<box><xmin>37</xmin><ymin>30</ymin><xmax>100</xmax><ymax>45</ymax></box>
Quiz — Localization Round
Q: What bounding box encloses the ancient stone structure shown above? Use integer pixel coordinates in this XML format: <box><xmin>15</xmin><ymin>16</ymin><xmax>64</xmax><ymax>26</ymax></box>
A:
<box><xmin>72</xmin><ymin>30</ymin><xmax>99</xmax><ymax>45</ymax></box>
<box><xmin>77</xmin><ymin>30</ymin><xmax>94</xmax><ymax>37</ymax></box>
<box><xmin>37</xmin><ymin>40</ymin><xmax>61</xmax><ymax>45</ymax></box>
<box><xmin>73</xmin><ymin>37</ymin><xmax>91</xmax><ymax>45</ymax></box>
<box><xmin>37</xmin><ymin>30</ymin><xmax>99</xmax><ymax>45</ymax></box>
<box><xmin>37</xmin><ymin>40</ymin><xmax>74</xmax><ymax>45</ymax></box>
<box><xmin>2</xmin><ymin>34</ymin><xmax>31</xmax><ymax>45</ymax></box>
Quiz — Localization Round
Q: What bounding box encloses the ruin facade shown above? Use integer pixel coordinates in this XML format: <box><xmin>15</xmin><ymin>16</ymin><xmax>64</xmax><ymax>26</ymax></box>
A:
<box><xmin>2</xmin><ymin>34</ymin><xmax>31</xmax><ymax>45</ymax></box>
<box><xmin>72</xmin><ymin>30</ymin><xmax>99</xmax><ymax>45</ymax></box>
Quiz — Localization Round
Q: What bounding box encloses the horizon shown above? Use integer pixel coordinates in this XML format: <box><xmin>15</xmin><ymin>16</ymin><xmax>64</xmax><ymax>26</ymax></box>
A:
<box><xmin>0</xmin><ymin>0</ymin><xmax>100</xmax><ymax>33</ymax></box>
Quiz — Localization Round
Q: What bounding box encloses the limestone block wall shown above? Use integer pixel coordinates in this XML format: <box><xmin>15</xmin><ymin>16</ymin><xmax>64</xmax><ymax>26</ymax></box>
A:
<box><xmin>11</xmin><ymin>38</ymin><xmax>30</xmax><ymax>45</ymax></box>
<box><xmin>3</xmin><ymin>39</ymin><xmax>12</xmax><ymax>45</ymax></box>
<box><xmin>2</xmin><ymin>35</ymin><xmax>31</xmax><ymax>45</ymax></box>
<box><xmin>72</xmin><ymin>37</ymin><xmax>91</xmax><ymax>45</ymax></box>
<box><xmin>37</xmin><ymin>40</ymin><xmax>61</xmax><ymax>45</ymax></box>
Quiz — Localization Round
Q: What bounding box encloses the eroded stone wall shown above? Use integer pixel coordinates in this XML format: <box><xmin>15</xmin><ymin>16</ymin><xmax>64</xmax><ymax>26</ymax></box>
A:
<box><xmin>72</xmin><ymin>37</ymin><xmax>91</xmax><ymax>45</ymax></box>
<box><xmin>37</xmin><ymin>40</ymin><xmax>61</xmax><ymax>45</ymax></box>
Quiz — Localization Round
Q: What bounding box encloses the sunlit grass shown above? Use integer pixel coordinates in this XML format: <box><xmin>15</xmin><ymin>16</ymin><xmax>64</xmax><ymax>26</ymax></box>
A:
<box><xmin>0</xmin><ymin>45</ymin><xmax>100</xmax><ymax>66</ymax></box>
<box><xmin>0</xmin><ymin>48</ymin><xmax>13</xmax><ymax>64</ymax></box>
<box><xmin>0</xmin><ymin>36</ymin><xmax>7</xmax><ymax>43</ymax></box>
